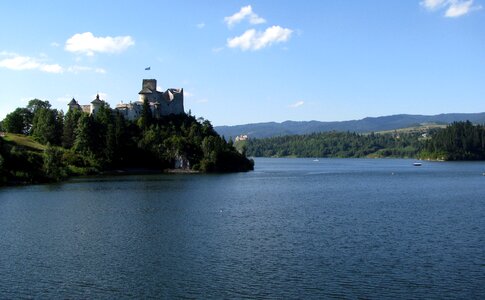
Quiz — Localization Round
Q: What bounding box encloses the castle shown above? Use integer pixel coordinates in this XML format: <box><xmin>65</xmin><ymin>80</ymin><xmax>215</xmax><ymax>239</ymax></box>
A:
<box><xmin>68</xmin><ymin>79</ymin><xmax>184</xmax><ymax>120</ymax></box>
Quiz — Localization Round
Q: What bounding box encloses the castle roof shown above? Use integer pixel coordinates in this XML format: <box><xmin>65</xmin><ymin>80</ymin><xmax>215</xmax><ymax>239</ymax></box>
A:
<box><xmin>138</xmin><ymin>87</ymin><xmax>153</xmax><ymax>94</ymax></box>
<box><xmin>68</xmin><ymin>98</ymin><xmax>78</xmax><ymax>105</ymax></box>
<box><xmin>91</xmin><ymin>94</ymin><xmax>103</xmax><ymax>104</ymax></box>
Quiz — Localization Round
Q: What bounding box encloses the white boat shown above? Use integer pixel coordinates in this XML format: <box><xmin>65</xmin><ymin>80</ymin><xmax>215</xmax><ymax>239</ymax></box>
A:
<box><xmin>413</xmin><ymin>162</ymin><xmax>422</xmax><ymax>166</ymax></box>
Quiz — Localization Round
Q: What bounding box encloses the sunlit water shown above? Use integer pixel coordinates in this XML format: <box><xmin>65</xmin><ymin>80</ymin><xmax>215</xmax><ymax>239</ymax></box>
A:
<box><xmin>1</xmin><ymin>158</ymin><xmax>484</xmax><ymax>299</ymax></box>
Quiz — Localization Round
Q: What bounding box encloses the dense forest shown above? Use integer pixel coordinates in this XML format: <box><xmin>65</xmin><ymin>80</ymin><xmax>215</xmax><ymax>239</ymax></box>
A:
<box><xmin>240</xmin><ymin>121</ymin><xmax>485</xmax><ymax>161</ymax></box>
<box><xmin>242</xmin><ymin>131</ymin><xmax>425</xmax><ymax>158</ymax></box>
<box><xmin>0</xmin><ymin>99</ymin><xmax>253</xmax><ymax>185</ymax></box>
<box><xmin>422</xmin><ymin>121</ymin><xmax>485</xmax><ymax>160</ymax></box>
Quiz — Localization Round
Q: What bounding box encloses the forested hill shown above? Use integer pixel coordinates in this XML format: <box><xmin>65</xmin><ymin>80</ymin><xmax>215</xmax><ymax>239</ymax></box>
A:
<box><xmin>240</xmin><ymin>121</ymin><xmax>485</xmax><ymax>160</ymax></box>
<box><xmin>216</xmin><ymin>113</ymin><xmax>485</xmax><ymax>139</ymax></box>
<box><xmin>1</xmin><ymin>99</ymin><xmax>254</xmax><ymax>185</ymax></box>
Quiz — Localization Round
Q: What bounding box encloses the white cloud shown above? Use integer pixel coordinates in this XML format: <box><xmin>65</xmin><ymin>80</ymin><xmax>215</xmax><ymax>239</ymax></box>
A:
<box><xmin>40</xmin><ymin>64</ymin><xmax>63</xmax><ymax>73</ymax></box>
<box><xmin>224</xmin><ymin>5</ymin><xmax>266</xmax><ymax>28</ymax></box>
<box><xmin>67</xmin><ymin>65</ymin><xmax>107</xmax><ymax>74</ymax></box>
<box><xmin>289</xmin><ymin>100</ymin><xmax>304</xmax><ymax>108</ymax></box>
<box><xmin>0</xmin><ymin>52</ymin><xmax>104</xmax><ymax>74</ymax></box>
<box><xmin>65</xmin><ymin>32</ymin><xmax>135</xmax><ymax>56</ymax></box>
<box><xmin>445</xmin><ymin>0</ymin><xmax>480</xmax><ymax>17</ymax></box>
<box><xmin>196</xmin><ymin>22</ymin><xmax>206</xmax><ymax>29</ymax></box>
<box><xmin>421</xmin><ymin>0</ymin><xmax>447</xmax><ymax>9</ymax></box>
<box><xmin>0</xmin><ymin>52</ymin><xmax>63</xmax><ymax>73</ymax></box>
<box><xmin>227</xmin><ymin>26</ymin><xmax>293</xmax><ymax>51</ymax></box>
<box><xmin>420</xmin><ymin>0</ymin><xmax>481</xmax><ymax>17</ymax></box>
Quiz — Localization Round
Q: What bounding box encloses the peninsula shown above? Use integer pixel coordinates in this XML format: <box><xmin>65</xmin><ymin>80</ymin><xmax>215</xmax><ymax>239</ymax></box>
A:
<box><xmin>0</xmin><ymin>79</ymin><xmax>254</xmax><ymax>185</ymax></box>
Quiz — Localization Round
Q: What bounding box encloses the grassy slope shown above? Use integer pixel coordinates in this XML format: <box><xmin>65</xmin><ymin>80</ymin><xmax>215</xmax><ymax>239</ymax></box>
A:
<box><xmin>2</xmin><ymin>133</ymin><xmax>46</xmax><ymax>151</ymax></box>
<box><xmin>374</xmin><ymin>123</ymin><xmax>446</xmax><ymax>135</ymax></box>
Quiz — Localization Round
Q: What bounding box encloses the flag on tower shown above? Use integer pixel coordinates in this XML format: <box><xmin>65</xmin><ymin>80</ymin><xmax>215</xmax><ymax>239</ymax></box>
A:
<box><xmin>145</xmin><ymin>66</ymin><xmax>151</xmax><ymax>70</ymax></box>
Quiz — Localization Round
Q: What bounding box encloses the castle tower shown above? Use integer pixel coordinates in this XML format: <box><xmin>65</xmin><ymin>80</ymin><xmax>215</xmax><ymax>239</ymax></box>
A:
<box><xmin>91</xmin><ymin>94</ymin><xmax>103</xmax><ymax>115</ymax></box>
<box><xmin>142</xmin><ymin>79</ymin><xmax>157</xmax><ymax>91</ymax></box>
<box><xmin>67</xmin><ymin>98</ymin><xmax>81</xmax><ymax>111</ymax></box>
<box><xmin>138</xmin><ymin>79</ymin><xmax>157</xmax><ymax>103</ymax></box>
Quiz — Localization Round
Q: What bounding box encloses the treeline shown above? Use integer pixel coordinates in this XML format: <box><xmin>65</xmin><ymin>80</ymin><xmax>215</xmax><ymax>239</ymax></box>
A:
<box><xmin>242</xmin><ymin>121</ymin><xmax>485</xmax><ymax>161</ymax></box>
<box><xmin>243</xmin><ymin>131</ymin><xmax>424</xmax><ymax>158</ymax></box>
<box><xmin>422</xmin><ymin>121</ymin><xmax>485</xmax><ymax>160</ymax></box>
<box><xmin>0</xmin><ymin>99</ymin><xmax>253</xmax><ymax>185</ymax></box>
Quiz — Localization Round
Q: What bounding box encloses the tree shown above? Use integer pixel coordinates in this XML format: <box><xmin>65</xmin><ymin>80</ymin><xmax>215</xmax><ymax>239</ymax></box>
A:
<box><xmin>31</xmin><ymin>108</ymin><xmax>63</xmax><ymax>145</ymax></box>
<box><xmin>27</xmin><ymin>99</ymin><xmax>51</xmax><ymax>114</ymax></box>
<box><xmin>2</xmin><ymin>108</ymin><xmax>31</xmax><ymax>134</ymax></box>
<box><xmin>26</xmin><ymin>99</ymin><xmax>51</xmax><ymax>131</ymax></box>
<box><xmin>62</xmin><ymin>109</ymin><xmax>82</xmax><ymax>148</ymax></box>
<box><xmin>74</xmin><ymin>113</ymin><xmax>94</xmax><ymax>154</ymax></box>
<box><xmin>423</xmin><ymin>121</ymin><xmax>485</xmax><ymax>160</ymax></box>
<box><xmin>43</xmin><ymin>144</ymin><xmax>66</xmax><ymax>181</ymax></box>
<box><xmin>138</xmin><ymin>99</ymin><xmax>153</xmax><ymax>130</ymax></box>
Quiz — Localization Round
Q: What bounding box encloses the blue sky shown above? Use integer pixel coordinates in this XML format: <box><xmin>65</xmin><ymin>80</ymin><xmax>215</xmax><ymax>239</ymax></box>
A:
<box><xmin>0</xmin><ymin>0</ymin><xmax>484</xmax><ymax>126</ymax></box>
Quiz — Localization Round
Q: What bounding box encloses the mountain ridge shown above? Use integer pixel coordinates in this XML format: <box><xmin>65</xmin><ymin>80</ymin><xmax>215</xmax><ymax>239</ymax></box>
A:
<box><xmin>215</xmin><ymin>112</ymin><xmax>485</xmax><ymax>139</ymax></box>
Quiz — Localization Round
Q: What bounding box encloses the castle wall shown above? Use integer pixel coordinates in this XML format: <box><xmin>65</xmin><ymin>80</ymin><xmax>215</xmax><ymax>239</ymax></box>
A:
<box><xmin>156</xmin><ymin>98</ymin><xmax>184</xmax><ymax>116</ymax></box>
<box><xmin>139</xmin><ymin>92</ymin><xmax>159</xmax><ymax>103</ymax></box>
<box><xmin>69</xmin><ymin>79</ymin><xmax>185</xmax><ymax>121</ymax></box>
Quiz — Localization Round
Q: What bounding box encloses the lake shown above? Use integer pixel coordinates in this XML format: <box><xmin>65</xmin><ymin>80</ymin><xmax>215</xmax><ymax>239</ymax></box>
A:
<box><xmin>1</xmin><ymin>158</ymin><xmax>484</xmax><ymax>299</ymax></box>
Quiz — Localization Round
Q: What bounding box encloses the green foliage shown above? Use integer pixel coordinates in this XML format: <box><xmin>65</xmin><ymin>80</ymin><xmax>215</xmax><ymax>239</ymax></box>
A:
<box><xmin>422</xmin><ymin>121</ymin><xmax>485</xmax><ymax>160</ymax></box>
<box><xmin>2</xmin><ymin>133</ymin><xmax>46</xmax><ymax>151</ymax></box>
<box><xmin>246</xmin><ymin>131</ymin><xmax>424</xmax><ymax>158</ymax></box>
<box><xmin>74</xmin><ymin>113</ymin><xmax>95</xmax><ymax>154</ymax></box>
<box><xmin>134</xmin><ymin>114</ymin><xmax>252</xmax><ymax>172</ymax></box>
<box><xmin>0</xmin><ymin>101</ymin><xmax>253</xmax><ymax>185</ymax></box>
<box><xmin>1</xmin><ymin>144</ymin><xmax>45</xmax><ymax>184</ymax></box>
<box><xmin>31</xmin><ymin>108</ymin><xmax>63</xmax><ymax>145</ymax></box>
<box><xmin>244</xmin><ymin>121</ymin><xmax>485</xmax><ymax>161</ymax></box>
<box><xmin>43</xmin><ymin>144</ymin><xmax>67</xmax><ymax>181</ymax></box>
<box><xmin>62</xmin><ymin>109</ymin><xmax>82</xmax><ymax>148</ymax></box>
<box><xmin>27</xmin><ymin>99</ymin><xmax>51</xmax><ymax>114</ymax></box>
<box><xmin>2</xmin><ymin>108</ymin><xmax>31</xmax><ymax>134</ymax></box>
<box><xmin>138</xmin><ymin>99</ymin><xmax>153</xmax><ymax>130</ymax></box>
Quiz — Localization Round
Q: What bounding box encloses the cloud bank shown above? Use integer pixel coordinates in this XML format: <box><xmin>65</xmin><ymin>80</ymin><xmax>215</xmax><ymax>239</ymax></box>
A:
<box><xmin>0</xmin><ymin>52</ymin><xmax>107</xmax><ymax>74</ymax></box>
<box><xmin>420</xmin><ymin>0</ymin><xmax>481</xmax><ymax>17</ymax></box>
<box><xmin>65</xmin><ymin>32</ymin><xmax>135</xmax><ymax>56</ymax></box>
<box><xmin>0</xmin><ymin>52</ymin><xmax>63</xmax><ymax>73</ymax></box>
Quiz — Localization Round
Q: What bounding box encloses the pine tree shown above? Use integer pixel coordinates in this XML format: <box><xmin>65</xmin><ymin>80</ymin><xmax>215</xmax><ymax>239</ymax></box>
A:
<box><xmin>138</xmin><ymin>99</ymin><xmax>153</xmax><ymax>130</ymax></box>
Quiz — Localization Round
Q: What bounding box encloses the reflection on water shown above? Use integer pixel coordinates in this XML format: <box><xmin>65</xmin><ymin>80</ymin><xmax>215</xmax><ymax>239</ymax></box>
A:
<box><xmin>1</xmin><ymin>158</ymin><xmax>484</xmax><ymax>298</ymax></box>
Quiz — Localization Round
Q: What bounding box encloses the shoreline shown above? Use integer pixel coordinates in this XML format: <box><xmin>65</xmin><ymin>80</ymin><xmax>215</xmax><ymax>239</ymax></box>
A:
<box><xmin>99</xmin><ymin>168</ymin><xmax>200</xmax><ymax>176</ymax></box>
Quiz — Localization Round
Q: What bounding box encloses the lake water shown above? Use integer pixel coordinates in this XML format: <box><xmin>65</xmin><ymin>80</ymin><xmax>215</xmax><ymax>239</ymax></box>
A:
<box><xmin>1</xmin><ymin>158</ymin><xmax>484</xmax><ymax>299</ymax></box>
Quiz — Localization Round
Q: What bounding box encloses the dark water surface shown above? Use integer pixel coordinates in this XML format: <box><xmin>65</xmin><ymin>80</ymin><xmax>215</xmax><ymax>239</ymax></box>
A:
<box><xmin>1</xmin><ymin>158</ymin><xmax>484</xmax><ymax>299</ymax></box>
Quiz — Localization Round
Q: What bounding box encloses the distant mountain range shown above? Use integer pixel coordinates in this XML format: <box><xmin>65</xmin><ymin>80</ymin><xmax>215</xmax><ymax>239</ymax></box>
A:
<box><xmin>215</xmin><ymin>113</ymin><xmax>485</xmax><ymax>139</ymax></box>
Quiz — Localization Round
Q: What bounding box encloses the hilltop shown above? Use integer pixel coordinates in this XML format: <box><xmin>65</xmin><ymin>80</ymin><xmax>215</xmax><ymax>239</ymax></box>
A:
<box><xmin>215</xmin><ymin>113</ymin><xmax>485</xmax><ymax>139</ymax></box>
